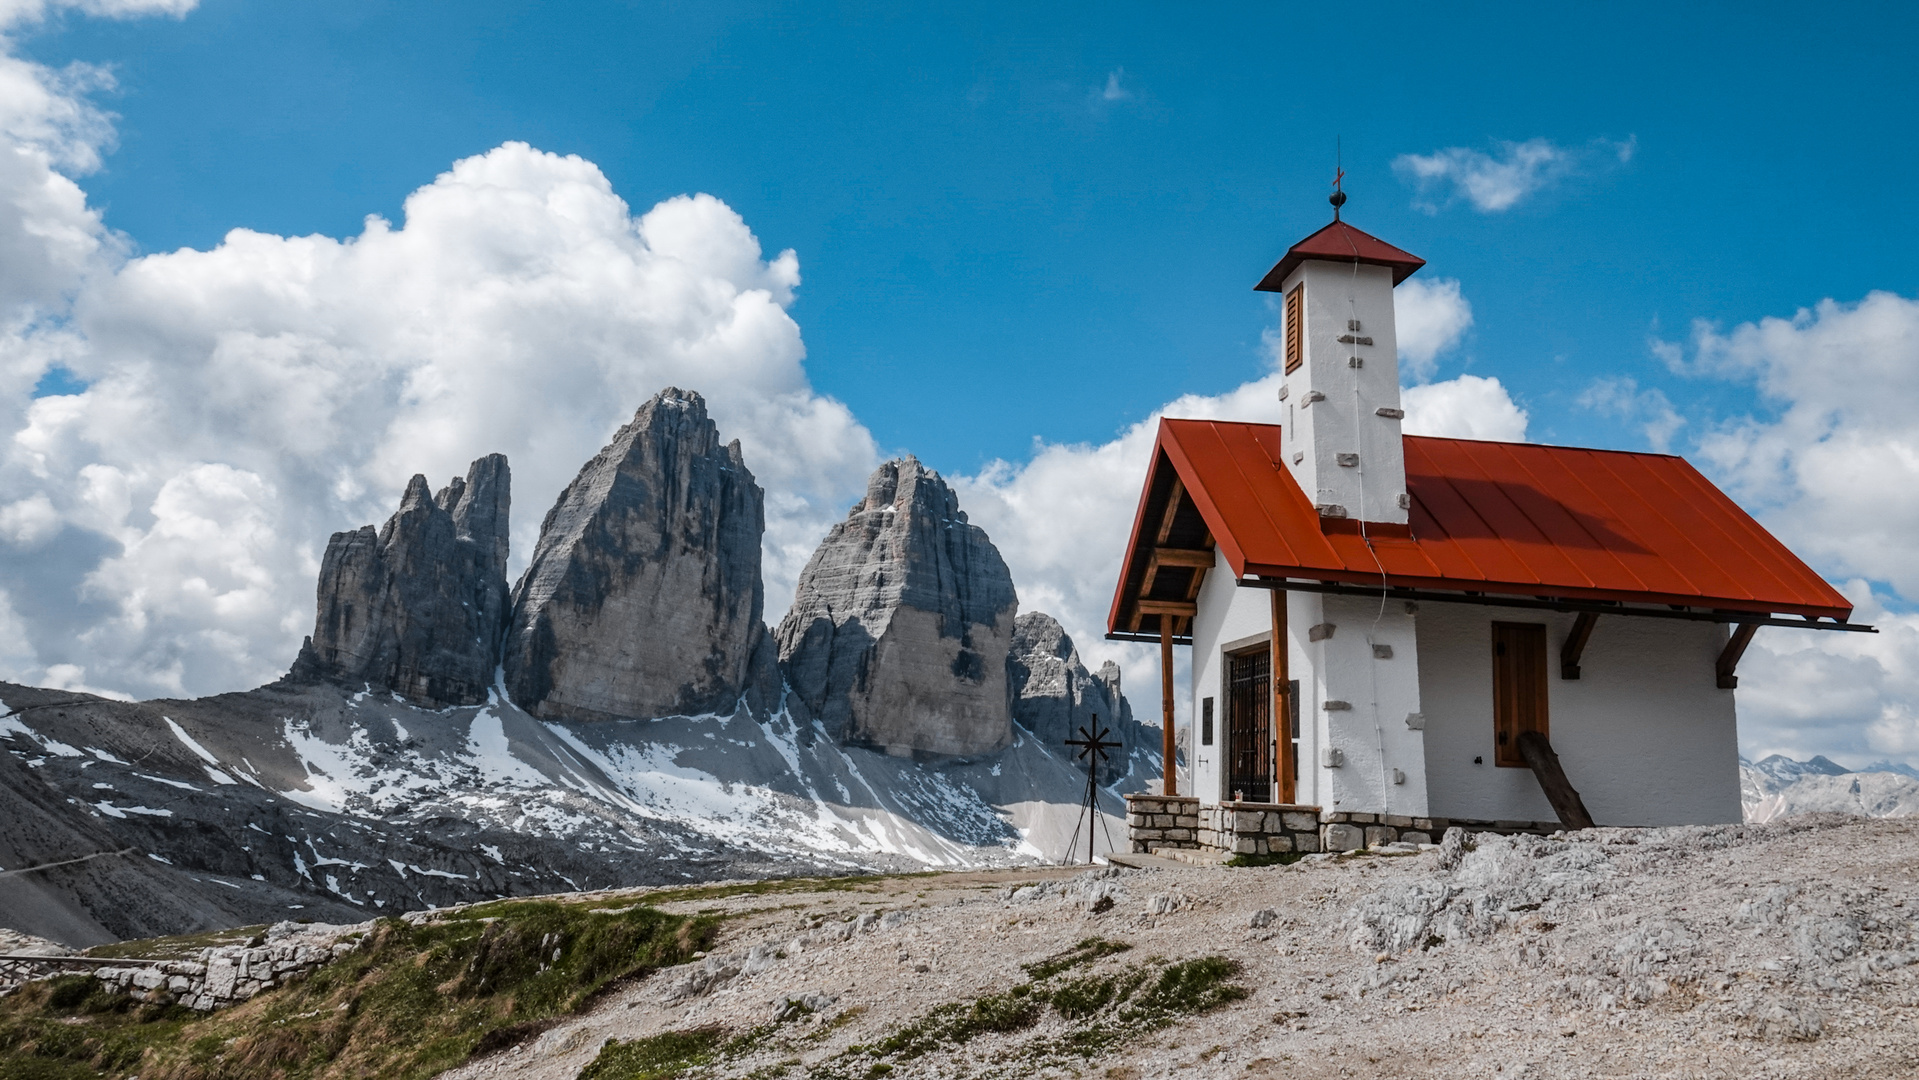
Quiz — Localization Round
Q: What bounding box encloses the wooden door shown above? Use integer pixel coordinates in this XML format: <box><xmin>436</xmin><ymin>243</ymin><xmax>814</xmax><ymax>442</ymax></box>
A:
<box><xmin>1227</xmin><ymin>647</ymin><xmax>1272</xmax><ymax>801</ymax></box>
<box><xmin>1492</xmin><ymin>622</ymin><xmax>1549</xmax><ymax>767</ymax></box>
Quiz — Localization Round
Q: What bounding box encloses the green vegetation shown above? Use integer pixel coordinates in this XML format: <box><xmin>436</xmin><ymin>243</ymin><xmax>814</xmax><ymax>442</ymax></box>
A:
<box><xmin>0</xmin><ymin>976</ymin><xmax>196</xmax><ymax>1080</ymax></box>
<box><xmin>577</xmin><ymin>1027</ymin><xmax>727</xmax><ymax>1080</ymax></box>
<box><xmin>576</xmin><ymin>1007</ymin><xmax>821</xmax><ymax>1079</ymax></box>
<box><xmin>1019</xmin><ymin>936</ymin><xmax>1132</xmax><ymax>981</ymax></box>
<box><xmin>803</xmin><ymin>939</ymin><xmax>1246</xmax><ymax>1079</ymax></box>
<box><xmin>0</xmin><ymin>897</ymin><xmax>718</xmax><ymax>1080</ymax></box>
<box><xmin>859</xmin><ymin>990</ymin><xmax>1044</xmax><ymax>1064</ymax></box>
<box><xmin>83</xmin><ymin>926</ymin><xmax>270</xmax><ymax>962</ymax></box>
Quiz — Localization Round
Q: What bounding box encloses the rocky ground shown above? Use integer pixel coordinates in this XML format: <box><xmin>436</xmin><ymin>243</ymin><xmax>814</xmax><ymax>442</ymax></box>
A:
<box><xmin>435</xmin><ymin>814</ymin><xmax>1919</xmax><ymax>1080</ymax></box>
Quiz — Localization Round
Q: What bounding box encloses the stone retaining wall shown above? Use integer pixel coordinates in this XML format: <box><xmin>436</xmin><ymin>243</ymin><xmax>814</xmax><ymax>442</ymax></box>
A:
<box><xmin>1125</xmin><ymin>793</ymin><xmax>1564</xmax><ymax>859</ymax></box>
<box><xmin>1317</xmin><ymin>810</ymin><xmax>1441</xmax><ymax>851</ymax></box>
<box><xmin>1124</xmin><ymin>794</ymin><xmax>1199</xmax><ymax>852</ymax></box>
<box><xmin>1198</xmin><ymin>802</ymin><xmax>1324</xmax><ymax>856</ymax></box>
<box><xmin>89</xmin><ymin>920</ymin><xmax>367</xmax><ymax>1012</ymax></box>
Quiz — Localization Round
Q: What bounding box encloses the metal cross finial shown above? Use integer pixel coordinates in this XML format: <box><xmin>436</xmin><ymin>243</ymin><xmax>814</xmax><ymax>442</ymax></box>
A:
<box><xmin>1331</xmin><ymin>138</ymin><xmax>1347</xmax><ymax>219</ymax></box>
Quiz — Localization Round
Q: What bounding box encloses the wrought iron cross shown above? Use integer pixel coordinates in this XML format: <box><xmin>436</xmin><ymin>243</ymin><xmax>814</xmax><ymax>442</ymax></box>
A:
<box><xmin>1064</xmin><ymin>722</ymin><xmax>1122</xmax><ymax>866</ymax></box>
<box><xmin>1066</xmin><ymin>724</ymin><xmax>1120</xmax><ymax>764</ymax></box>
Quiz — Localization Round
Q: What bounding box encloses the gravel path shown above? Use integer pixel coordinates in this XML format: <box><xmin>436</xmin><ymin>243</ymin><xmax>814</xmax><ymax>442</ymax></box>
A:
<box><xmin>441</xmin><ymin>815</ymin><xmax>1919</xmax><ymax>1080</ymax></box>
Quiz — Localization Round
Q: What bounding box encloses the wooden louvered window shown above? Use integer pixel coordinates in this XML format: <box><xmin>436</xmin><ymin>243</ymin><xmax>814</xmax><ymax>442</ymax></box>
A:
<box><xmin>1492</xmin><ymin>622</ymin><xmax>1549</xmax><ymax>767</ymax></box>
<box><xmin>1283</xmin><ymin>284</ymin><xmax>1305</xmax><ymax>374</ymax></box>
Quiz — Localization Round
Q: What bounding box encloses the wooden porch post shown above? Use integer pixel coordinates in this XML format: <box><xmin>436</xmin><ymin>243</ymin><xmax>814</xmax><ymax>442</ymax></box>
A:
<box><xmin>1271</xmin><ymin>588</ymin><xmax>1294</xmax><ymax>804</ymax></box>
<box><xmin>1160</xmin><ymin>617</ymin><xmax>1177</xmax><ymax>796</ymax></box>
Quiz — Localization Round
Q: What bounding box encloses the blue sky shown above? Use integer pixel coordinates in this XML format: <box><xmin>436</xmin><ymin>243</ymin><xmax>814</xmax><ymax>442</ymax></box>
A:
<box><xmin>25</xmin><ymin>0</ymin><xmax>1916</xmax><ymax>470</ymax></box>
<box><xmin>5</xmin><ymin>0</ymin><xmax>1919</xmax><ymax>767</ymax></box>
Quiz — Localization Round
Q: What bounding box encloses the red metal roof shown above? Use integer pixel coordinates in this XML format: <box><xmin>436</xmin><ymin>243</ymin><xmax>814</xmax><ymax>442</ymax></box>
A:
<box><xmin>1254</xmin><ymin>219</ymin><xmax>1426</xmax><ymax>291</ymax></box>
<box><xmin>1107</xmin><ymin>419</ymin><xmax>1854</xmax><ymax>635</ymax></box>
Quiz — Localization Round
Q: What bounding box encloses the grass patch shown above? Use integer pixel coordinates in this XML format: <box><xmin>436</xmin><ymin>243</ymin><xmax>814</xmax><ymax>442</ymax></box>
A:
<box><xmin>578</xmin><ymin>1027</ymin><xmax>726</xmax><ymax>1080</ymax></box>
<box><xmin>0</xmin><ymin>897</ymin><xmax>719</xmax><ymax>1080</ymax></box>
<box><xmin>1224</xmin><ymin>852</ymin><xmax>1305</xmax><ymax>868</ymax></box>
<box><xmin>1122</xmin><ymin>957</ymin><xmax>1248</xmax><ymax>1019</ymax></box>
<box><xmin>0</xmin><ymin>977</ymin><xmax>195</xmax><ymax>1080</ymax></box>
<box><xmin>83</xmin><ymin>925</ymin><xmax>271</xmax><ymax>961</ymax></box>
<box><xmin>579</xmin><ymin>1004</ymin><xmax>833</xmax><ymax>1080</ymax></box>
<box><xmin>1020</xmin><ymin>937</ymin><xmax>1132</xmax><ymax>981</ymax></box>
<box><xmin>861</xmin><ymin>990</ymin><xmax>1043</xmax><ymax>1063</ymax></box>
<box><xmin>1043</xmin><ymin>957</ymin><xmax>1248</xmax><ymax>1060</ymax></box>
<box><xmin>810</xmin><ymin>950</ymin><xmax>1244</xmax><ymax>1078</ymax></box>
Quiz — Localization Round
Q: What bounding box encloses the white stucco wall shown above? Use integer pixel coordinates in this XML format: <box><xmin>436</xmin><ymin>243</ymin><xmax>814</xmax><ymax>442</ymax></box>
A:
<box><xmin>1188</xmin><ymin>551</ymin><xmax>1428</xmax><ymax>814</ymax></box>
<box><xmin>1310</xmin><ymin>592</ymin><xmax>1428</xmax><ymax>817</ymax></box>
<box><xmin>1278</xmin><ymin>260</ymin><xmax>1408</xmax><ymax>526</ymax></box>
<box><xmin>1415</xmin><ymin>602</ymin><xmax>1742</xmax><ymax>826</ymax></box>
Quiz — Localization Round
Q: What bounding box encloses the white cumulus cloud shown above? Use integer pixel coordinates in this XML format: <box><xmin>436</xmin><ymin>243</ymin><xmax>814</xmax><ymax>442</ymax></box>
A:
<box><xmin>1657</xmin><ymin>290</ymin><xmax>1919</xmax><ymax>767</ymax></box>
<box><xmin>1402</xmin><ymin>374</ymin><xmax>1528</xmax><ymax>442</ymax></box>
<box><xmin>1577</xmin><ymin>375</ymin><xmax>1684</xmax><ymax>452</ymax></box>
<box><xmin>0</xmin><ymin>119</ymin><xmax>879</xmax><ymax>694</ymax></box>
<box><xmin>1393</xmin><ymin>136</ymin><xmax>1635</xmax><ymax>214</ymax></box>
<box><xmin>1393</xmin><ymin>276</ymin><xmax>1473</xmax><ymax>381</ymax></box>
<box><xmin>1685</xmin><ymin>291</ymin><xmax>1919</xmax><ymax>597</ymax></box>
<box><xmin>0</xmin><ymin>0</ymin><xmax>192</xmax><ymax>31</ymax></box>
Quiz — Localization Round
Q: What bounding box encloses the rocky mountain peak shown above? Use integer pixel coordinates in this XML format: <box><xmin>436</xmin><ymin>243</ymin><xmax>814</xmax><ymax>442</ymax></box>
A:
<box><xmin>777</xmin><ymin>457</ymin><xmax>1017</xmax><ymax>757</ymax></box>
<box><xmin>289</xmin><ymin>453</ymin><xmax>512</xmax><ymax>707</ymax></box>
<box><xmin>1006</xmin><ymin>611</ymin><xmax>1143</xmax><ymax>786</ymax></box>
<box><xmin>502</xmin><ymin>387</ymin><xmax>777</xmax><ymax>723</ymax></box>
<box><xmin>439</xmin><ymin>452</ymin><xmax>511</xmax><ymax>574</ymax></box>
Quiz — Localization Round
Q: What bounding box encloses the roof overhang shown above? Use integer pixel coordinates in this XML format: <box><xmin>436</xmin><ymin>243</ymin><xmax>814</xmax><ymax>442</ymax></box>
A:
<box><xmin>1106</xmin><ymin>418</ymin><xmax>1866</xmax><ymax>642</ymax></box>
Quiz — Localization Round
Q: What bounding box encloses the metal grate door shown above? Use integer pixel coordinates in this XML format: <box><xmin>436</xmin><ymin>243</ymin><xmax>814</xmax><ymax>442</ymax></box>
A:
<box><xmin>1227</xmin><ymin>648</ymin><xmax>1272</xmax><ymax>801</ymax></box>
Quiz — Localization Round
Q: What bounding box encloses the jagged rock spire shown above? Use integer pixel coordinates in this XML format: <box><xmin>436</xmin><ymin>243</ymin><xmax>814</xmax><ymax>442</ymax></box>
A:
<box><xmin>291</xmin><ymin>453</ymin><xmax>511</xmax><ymax>706</ymax></box>
<box><xmin>1007</xmin><ymin>611</ymin><xmax>1140</xmax><ymax>785</ymax></box>
<box><xmin>777</xmin><ymin>456</ymin><xmax>1017</xmax><ymax>757</ymax></box>
<box><xmin>502</xmin><ymin>388</ymin><xmax>776</xmax><ymax>722</ymax></box>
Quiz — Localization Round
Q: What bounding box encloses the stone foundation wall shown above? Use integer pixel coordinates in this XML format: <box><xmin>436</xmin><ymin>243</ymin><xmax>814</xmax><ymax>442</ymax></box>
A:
<box><xmin>1318</xmin><ymin>810</ymin><xmax>1440</xmax><ymax>852</ymax></box>
<box><xmin>1308</xmin><ymin>812</ymin><xmax>1562</xmax><ymax>852</ymax></box>
<box><xmin>1124</xmin><ymin>794</ymin><xmax>1564</xmax><ymax>859</ymax></box>
<box><xmin>1198</xmin><ymin>802</ymin><xmax>1324</xmax><ymax>856</ymax></box>
<box><xmin>1124</xmin><ymin>794</ymin><xmax>1199</xmax><ymax>852</ymax></box>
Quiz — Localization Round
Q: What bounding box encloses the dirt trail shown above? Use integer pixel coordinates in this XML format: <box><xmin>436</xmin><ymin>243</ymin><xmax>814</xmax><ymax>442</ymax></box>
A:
<box><xmin>441</xmin><ymin>815</ymin><xmax>1919</xmax><ymax>1080</ymax></box>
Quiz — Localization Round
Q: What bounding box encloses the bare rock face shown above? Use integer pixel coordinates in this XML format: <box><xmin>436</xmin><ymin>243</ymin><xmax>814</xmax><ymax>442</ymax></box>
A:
<box><xmin>1007</xmin><ymin>611</ymin><xmax>1138</xmax><ymax>785</ymax></box>
<box><xmin>503</xmin><ymin>388</ymin><xmax>774</xmax><ymax>722</ymax></box>
<box><xmin>290</xmin><ymin>454</ymin><xmax>511</xmax><ymax>707</ymax></box>
<box><xmin>777</xmin><ymin>457</ymin><xmax>1017</xmax><ymax>757</ymax></box>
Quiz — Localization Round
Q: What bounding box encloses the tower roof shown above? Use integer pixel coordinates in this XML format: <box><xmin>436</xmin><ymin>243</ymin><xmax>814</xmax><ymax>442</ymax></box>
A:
<box><xmin>1254</xmin><ymin>219</ymin><xmax>1426</xmax><ymax>291</ymax></box>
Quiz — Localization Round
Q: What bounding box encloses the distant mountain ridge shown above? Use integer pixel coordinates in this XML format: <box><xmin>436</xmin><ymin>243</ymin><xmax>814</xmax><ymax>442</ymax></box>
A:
<box><xmin>0</xmin><ymin>387</ymin><xmax>1157</xmax><ymax>947</ymax></box>
<box><xmin>1740</xmin><ymin>754</ymin><xmax>1919</xmax><ymax>822</ymax></box>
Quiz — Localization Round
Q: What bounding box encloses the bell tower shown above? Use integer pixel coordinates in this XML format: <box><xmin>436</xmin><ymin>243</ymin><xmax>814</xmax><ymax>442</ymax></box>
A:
<box><xmin>1254</xmin><ymin>186</ymin><xmax>1432</xmax><ymax>818</ymax></box>
<box><xmin>1255</xmin><ymin>188</ymin><xmax>1424</xmax><ymax>527</ymax></box>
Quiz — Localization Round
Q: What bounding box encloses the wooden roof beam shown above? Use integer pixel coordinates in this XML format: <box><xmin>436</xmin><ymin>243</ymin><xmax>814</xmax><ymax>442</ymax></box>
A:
<box><xmin>1560</xmin><ymin>612</ymin><xmax>1598</xmax><ymax>680</ymax></box>
<box><xmin>1151</xmin><ymin>547</ymin><xmax>1214</xmax><ymax>568</ymax></box>
<box><xmin>1137</xmin><ymin>600</ymin><xmax>1197</xmax><ymax>618</ymax></box>
<box><xmin>1154</xmin><ymin>476</ymin><xmax>1186</xmax><ymax>546</ymax></box>
<box><xmin>1716</xmin><ymin>622</ymin><xmax>1760</xmax><ymax>690</ymax></box>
